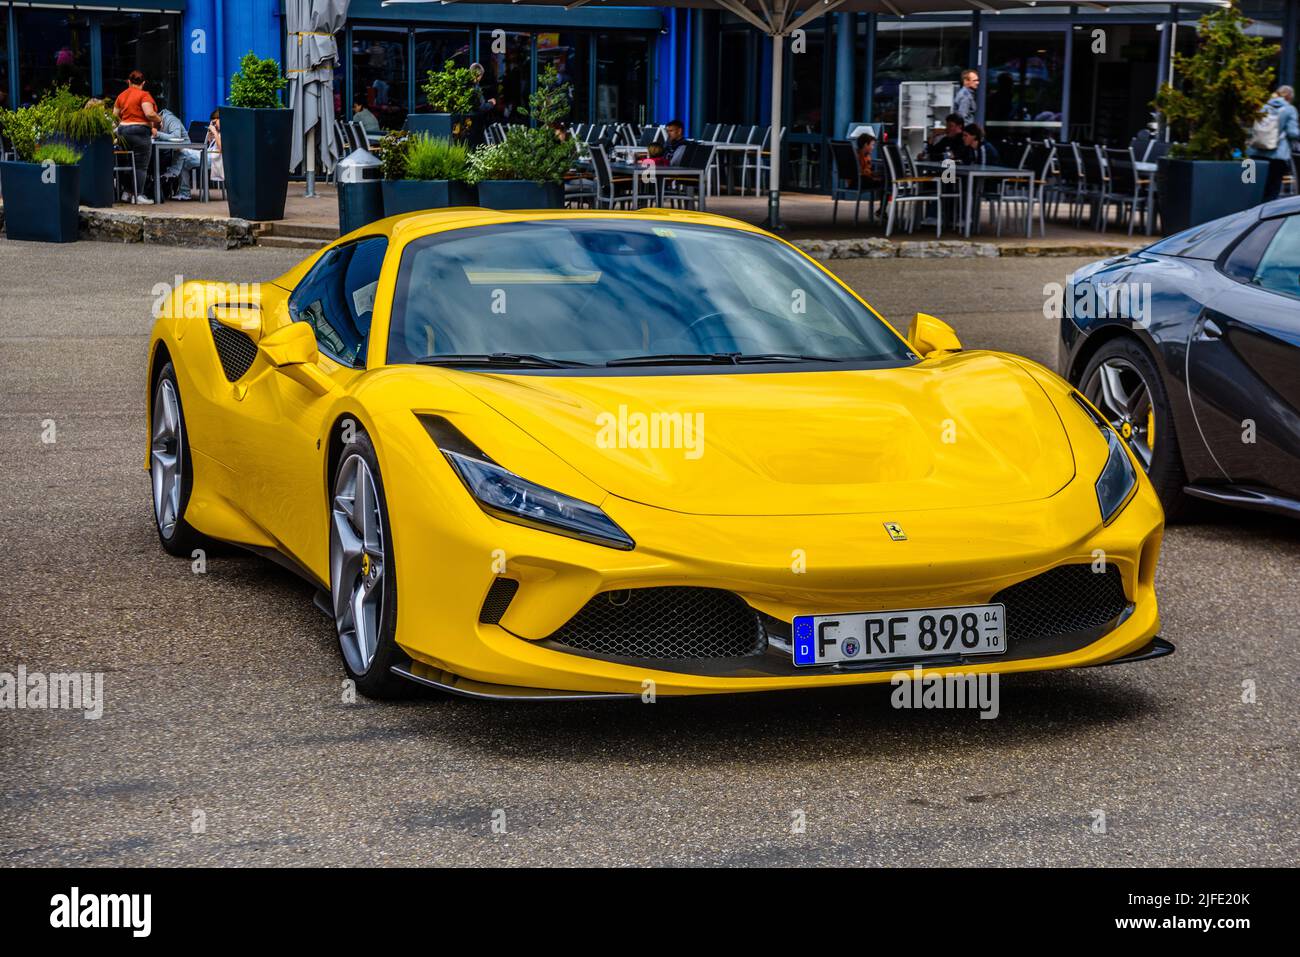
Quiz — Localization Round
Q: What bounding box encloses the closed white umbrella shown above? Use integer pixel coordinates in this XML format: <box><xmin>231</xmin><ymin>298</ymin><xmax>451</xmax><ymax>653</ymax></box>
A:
<box><xmin>384</xmin><ymin>0</ymin><xmax>1228</xmax><ymax>225</ymax></box>
<box><xmin>289</xmin><ymin>0</ymin><xmax>351</xmax><ymax>197</ymax></box>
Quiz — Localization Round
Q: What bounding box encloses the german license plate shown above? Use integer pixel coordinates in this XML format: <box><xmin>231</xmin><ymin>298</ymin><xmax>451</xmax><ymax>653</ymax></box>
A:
<box><xmin>792</xmin><ymin>604</ymin><xmax>1006</xmax><ymax>667</ymax></box>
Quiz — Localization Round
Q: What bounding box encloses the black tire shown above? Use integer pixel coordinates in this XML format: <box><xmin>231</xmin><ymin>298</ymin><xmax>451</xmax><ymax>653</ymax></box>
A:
<box><xmin>1079</xmin><ymin>338</ymin><xmax>1191</xmax><ymax>521</ymax></box>
<box><xmin>150</xmin><ymin>362</ymin><xmax>205</xmax><ymax>556</ymax></box>
<box><xmin>329</xmin><ymin>431</ymin><xmax>410</xmax><ymax>699</ymax></box>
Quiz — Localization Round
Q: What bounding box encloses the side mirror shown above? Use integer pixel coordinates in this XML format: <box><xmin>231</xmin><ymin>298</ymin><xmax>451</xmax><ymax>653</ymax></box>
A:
<box><xmin>907</xmin><ymin>313</ymin><xmax>962</xmax><ymax>357</ymax></box>
<box><xmin>258</xmin><ymin>321</ymin><xmax>319</xmax><ymax>367</ymax></box>
<box><xmin>257</xmin><ymin>321</ymin><xmax>336</xmax><ymax>397</ymax></box>
<box><xmin>210</xmin><ymin>303</ymin><xmax>263</xmax><ymax>344</ymax></box>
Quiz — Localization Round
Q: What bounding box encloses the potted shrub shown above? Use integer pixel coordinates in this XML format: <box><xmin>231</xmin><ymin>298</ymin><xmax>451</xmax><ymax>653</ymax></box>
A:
<box><xmin>381</xmin><ymin>131</ymin><xmax>476</xmax><ymax>215</ymax></box>
<box><xmin>469</xmin><ymin>66</ymin><xmax>575</xmax><ymax>209</ymax></box>
<box><xmin>37</xmin><ymin>86</ymin><xmax>116</xmax><ymax>207</ymax></box>
<box><xmin>223</xmin><ymin>51</ymin><xmax>292</xmax><ymax>221</ymax></box>
<box><xmin>1152</xmin><ymin>4</ymin><xmax>1273</xmax><ymax>232</ymax></box>
<box><xmin>0</xmin><ymin>105</ymin><xmax>82</xmax><ymax>242</ymax></box>
<box><xmin>407</xmin><ymin>60</ymin><xmax>478</xmax><ymax>141</ymax></box>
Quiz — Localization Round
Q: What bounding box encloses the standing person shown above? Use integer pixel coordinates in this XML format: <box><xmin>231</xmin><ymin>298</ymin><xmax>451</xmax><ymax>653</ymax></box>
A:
<box><xmin>953</xmin><ymin>69</ymin><xmax>979</xmax><ymax>125</ymax></box>
<box><xmin>112</xmin><ymin>70</ymin><xmax>160</xmax><ymax>204</ymax></box>
<box><xmin>467</xmin><ymin>63</ymin><xmax>497</xmax><ymax>147</ymax></box>
<box><xmin>1248</xmin><ymin>85</ymin><xmax>1300</xmax><ymax>202</ymax></box>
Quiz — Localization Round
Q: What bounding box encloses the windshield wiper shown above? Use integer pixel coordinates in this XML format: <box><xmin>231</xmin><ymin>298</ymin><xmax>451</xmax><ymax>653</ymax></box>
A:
<box><xmin>606</xmin><ymin>353</ymin><xmax>743</xmax><ymax>367</ymax></box>
<box><xmin>415</xmin><ymin>353</ymin><xmax>590</xmax><ymax>369</ymax></box>
<box><xmin>733</xmin><ymin>353</ymin><xmax>845</xmax><ymax>363</ymax></box>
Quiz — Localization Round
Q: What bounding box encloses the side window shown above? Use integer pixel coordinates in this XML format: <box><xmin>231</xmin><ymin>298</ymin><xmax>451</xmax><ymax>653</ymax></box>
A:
<box><xmin>1220</xmin><ymin>218</ymin><xmax>1281</xmax><ymax>284</ymax></box>
<box><xmin>1251</xmin><ymin>215</ymin><xmax>1300</xmax><ymax>300</ymax></box>
<box><xmin>288</xmin><ymin>236</ymin><xmax>388</xmax><ymax>366</ymax></box>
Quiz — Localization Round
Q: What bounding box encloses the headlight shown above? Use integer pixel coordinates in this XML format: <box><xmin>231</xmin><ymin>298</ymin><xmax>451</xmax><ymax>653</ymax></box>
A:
<box><xmin>1096</xmin><ymin>429</ymin><xmax>1138</xmax><ymax>522</ymax></box>
<box><xmin>442</xmin><ymin>449</ymin><xmax>635</xmax><ymax>550</ymax></box>
<box><xmin>1072</xmin><ymin>392</ymin><xmax>1137</xmax><ymax>522</ymax></box>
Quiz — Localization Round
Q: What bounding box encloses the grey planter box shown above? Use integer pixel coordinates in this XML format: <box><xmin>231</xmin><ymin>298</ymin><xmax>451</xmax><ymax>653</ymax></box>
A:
<box><xmin>403</xmin><ymin>113</ymin><xmax>472</xmax><ymax>142</ymax></box>
<box><xmin>222</xmin><ymin>105</ymin><xmax>294</xmax><ymax>221</ymax></box>
<box><xmin>382</xmin><ymin>179</ymin><xmax>477</xmax><ymax>216</ymax></box>
<box><xmin>475</xmin><ymin>180</ymin><xmax>565</xmax><ymax>210</ymax></box>
<box><xmin>0</xmin><ymin>160</ymin><xmax>81</xmax><ymax>242</ymax></box>
<box><xmin>1157</xmin><ymin>158</ymin><xmax>1269</xmax><ymax>234</ymax></box>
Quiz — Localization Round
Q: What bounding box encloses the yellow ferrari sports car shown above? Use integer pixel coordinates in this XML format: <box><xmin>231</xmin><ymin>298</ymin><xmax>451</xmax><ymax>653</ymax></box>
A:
<box><xmin>146</xmin><ymin>208</ymin><xmax>1170</xmax><ymax>700</ymax></box>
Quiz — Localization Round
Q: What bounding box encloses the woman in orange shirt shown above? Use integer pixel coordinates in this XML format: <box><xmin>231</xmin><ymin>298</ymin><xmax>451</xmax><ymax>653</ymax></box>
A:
<box><xmin>113</xmin><ymin>70</ymin><xmax>160</xmax><ymax>204</ymax></box>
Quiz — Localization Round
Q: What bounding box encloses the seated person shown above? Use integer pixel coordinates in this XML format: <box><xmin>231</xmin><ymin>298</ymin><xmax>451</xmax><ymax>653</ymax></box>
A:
<box><xmin>962</xmin><ymin>123</ymin><xmax>999</xmax><ymax>166</ymax></box>
<box><xmin>925</xmin><ymin>113</ymin><xmax>967</xmax><ymax>161</ymax></box>
<box><xmin>352</xmin><ymin>95</ymin><xmax>380</xmax><ymax>135</ymax></box>
<box><xmin>639</xmin><ymin>142</ymin><xmax>669</xmax><ymax>167</ymax></box>
<box><xmin>856</xmin><ymin>133</ymin><xmax>883</xmax><ymax>186</ymax></box>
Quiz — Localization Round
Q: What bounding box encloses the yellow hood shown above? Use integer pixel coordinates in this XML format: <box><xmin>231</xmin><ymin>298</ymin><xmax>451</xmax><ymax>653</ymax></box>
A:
<box><xmin>455</xmin><ymin>352</ymin><xmax>1076</xmax><ymax>517</ymax></box>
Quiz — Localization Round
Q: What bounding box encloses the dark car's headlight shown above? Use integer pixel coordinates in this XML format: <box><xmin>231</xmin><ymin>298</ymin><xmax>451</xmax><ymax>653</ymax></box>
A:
<box><xmin>1072</xmin><ymin>392</ymin><xmax>1138</xmax><ymax>522</ymax></box>
<box><xmin>442</xmin><ymin>449</ymin><xmax>635</xmax><ymax>550</ymax></box>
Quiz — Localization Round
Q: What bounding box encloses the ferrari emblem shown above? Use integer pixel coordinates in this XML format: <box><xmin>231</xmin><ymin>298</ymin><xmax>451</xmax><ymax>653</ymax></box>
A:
<box><xmin>883</xmin><ymin>522</ymin><xmax>907</xmax><ymax>541</ymax></box>
<box><xmin>1120</xmin><ymin>422</ymin><xmax>1133</xmax><ymax>439</ymax></box>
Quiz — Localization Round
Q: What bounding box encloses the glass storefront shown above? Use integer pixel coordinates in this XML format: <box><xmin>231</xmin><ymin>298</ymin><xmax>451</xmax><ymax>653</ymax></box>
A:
<box><xmin>0</xmin><ymin>14</ymin><xmax>8</xmax><ymax>111</ymax></box>
<box><xmin>15</xmin><ymin>8</ymin><xmax>92</xmax><ymax>103</ymax></box>
<box><xmin>596</xmin><ymin>32</ymin><xmax>650</xmax><ymax>124</ymax></box>
<box><xmin>100</xmin><ymin>13</ymin><xmax>180</xmax><ymax>114</ymax></box>
<box><xmin>983</xmin><ymin>29</ymin><xmax>1067</xmax><ymax>140</ymax></box>
<box><xmin>353</xmin><ymin>27</ymin><xmax>410</xmax><ymax>130</ymax></box>
<box><xmin>538</xmin><ymin>32</ymin><xmax>588</xmax><ymax>123</ymax></box>
<box><xmin>412</xmin><ymin>29</ymin><xmax>472</xmax><ymax>115</ymax></box>
<box><xmin>871</xmin><ymin>20</ymin><xmax>970</xmax><ymax>131</ymax></box>
<box><xmin>479</xmin><ymin>30</ymin><xmax>532</xmax><ymax>122</ymax></box>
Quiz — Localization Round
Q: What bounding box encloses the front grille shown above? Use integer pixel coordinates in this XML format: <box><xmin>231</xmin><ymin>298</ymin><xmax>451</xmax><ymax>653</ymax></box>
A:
<box><xmin>209</xmin><ymin>320</ymin><xmax>258</xmax><ymax>381</ymax></box>
<box><xmin>478</xmin><ymin>578</ymin><xmax>519</xmax><ymax>624</ymax></box>
<box><xmin>547</xmin><ymin>587</ymin><xmax>766</xmax><ymax>659</ymax></box>
<box><xmin>993</xmin><ymin>563</ymin><xmax>1128</xmax><ymax>643</ymax></box>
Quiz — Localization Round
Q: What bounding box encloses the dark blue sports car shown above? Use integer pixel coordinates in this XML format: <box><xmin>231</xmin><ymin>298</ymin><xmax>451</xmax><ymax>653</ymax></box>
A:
<box><xmin>1060</xmin><ymin>197</ymin><xmax>1300</xmax><ymax>520</ymax></box>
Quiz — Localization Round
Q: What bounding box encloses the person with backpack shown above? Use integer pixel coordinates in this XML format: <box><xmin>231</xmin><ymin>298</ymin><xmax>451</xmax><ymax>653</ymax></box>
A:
<box><xmin>1248</xmin><ymin>85</ymin><xmax>1300</xmax><ymax>202</ymax></box>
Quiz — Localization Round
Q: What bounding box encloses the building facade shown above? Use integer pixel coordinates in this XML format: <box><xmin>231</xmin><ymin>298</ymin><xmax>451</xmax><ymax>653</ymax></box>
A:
<box><xmin>2</xmin><ymin>1</ymin><xmax>1296</xmax><ymax>191</ymax></box>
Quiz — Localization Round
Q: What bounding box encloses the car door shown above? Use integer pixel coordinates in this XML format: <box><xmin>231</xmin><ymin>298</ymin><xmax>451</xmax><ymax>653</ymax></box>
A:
<box><xmin>1186</xmin><ymin>213</ymin><xmax>1300</xmax><ymax>497</ymax></box>
<box><xmin>231</xmin><ymin>236</ymin><xmax>388</xmax><ymax>576</ymax></box>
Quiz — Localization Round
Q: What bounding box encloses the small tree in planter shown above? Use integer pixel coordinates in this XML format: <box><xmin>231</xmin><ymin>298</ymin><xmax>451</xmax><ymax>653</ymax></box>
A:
<box><xmin>224</xmin><ymin>51</ymin><xmax>293</xmax><ymax>221</ymax></box>
<box><xmin>1152</xmin><ymin>4</ymin><xmax>1276</xmax><ymax>231</ymax></box>
<box><xmin>381</xmin><ymin>132</ymin><xmax>475</xmax><ymax>215</ymax></box>
<box><xmin>41</xmin><ymin>86</ymin><xmax>116</xmax><ymax>207</ymax></box>
<box><xmin>409</xmin><ymin>60</ymin><xmax>479</xmax><ymax>141</ymax></box>
<box><xmin>0</xmin><ymin>105</ymin><xmax>82</xmax><ymax>242</ymax></box>
<box><xmin>470</xmin><ymin>66</ymin><xmax>576</xmax><ymax>209</ymax></box>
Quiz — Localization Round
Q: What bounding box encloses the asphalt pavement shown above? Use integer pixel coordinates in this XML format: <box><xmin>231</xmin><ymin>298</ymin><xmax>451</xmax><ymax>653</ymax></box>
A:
<box><xmin>0</xmin><ymin>239</ymin><xmax>1296</xmax><ymax>866</ymax></box>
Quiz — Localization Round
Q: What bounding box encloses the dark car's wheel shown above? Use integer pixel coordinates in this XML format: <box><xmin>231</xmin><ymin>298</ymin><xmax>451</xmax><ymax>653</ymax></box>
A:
<box><xmin>329</xmin><ymin>432</ymin><xmax>409</xmax><ymax>699</ymax></box>
<box><xmin>1080</xmin><ymin>338</ymin><xmax>1190</xmax><ymax>520</ymax></box>
<box><xmin>150</xmin><ymin>362</ymin><xmax>204</xmax><ymax>556</ymax></box>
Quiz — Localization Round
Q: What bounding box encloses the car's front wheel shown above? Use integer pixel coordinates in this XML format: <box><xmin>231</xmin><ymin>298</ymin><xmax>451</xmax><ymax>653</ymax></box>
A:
<box><xmin>329</xmin><ymin>432</ymin><xmax>408</xmax><ymax>698</ymax></box>
<box><xmin>150</xmin><ymin>362</ymin><xmax>204</xmax><ymax>556</ymax></box>
<box><xmin>1080</xmin><ymin>338</ymin><xmax>1189</xmax><ymax>520</ymax></box>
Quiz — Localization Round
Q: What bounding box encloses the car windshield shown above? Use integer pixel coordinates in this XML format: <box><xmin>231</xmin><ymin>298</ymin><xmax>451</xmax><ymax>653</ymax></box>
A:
<box><xmin>387</xmin><ymin>220</ymin><xmax>913</xmax><ymax>368</ymax></box>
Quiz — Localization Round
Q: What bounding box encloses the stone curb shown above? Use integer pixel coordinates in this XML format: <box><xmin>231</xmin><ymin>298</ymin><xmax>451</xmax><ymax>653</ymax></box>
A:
<box><xmin>792</xmin><ymin>236</ymin><xmax>1142</xmax><ymax>261</ymax></box>
<box><xmin>76</xmin><ymin>208</ymin><xmax>255</xmax><ymax>249</ymax></box>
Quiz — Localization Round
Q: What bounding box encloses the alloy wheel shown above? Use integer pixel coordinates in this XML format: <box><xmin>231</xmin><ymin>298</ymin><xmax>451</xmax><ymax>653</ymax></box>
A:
<box><xmin>330</xmin><ymin>454</ymin><xmax>386</xmax><ymax>675</ymax></box>
<box><xmin>150</xmin><ymin>378</ymin><xmax>184</xmax><ymax>538</ymax></box>
<box><xmin>1084</xmin><ymin>357</ymin><xmax>1156</xmax><ymax>471</ymax></box>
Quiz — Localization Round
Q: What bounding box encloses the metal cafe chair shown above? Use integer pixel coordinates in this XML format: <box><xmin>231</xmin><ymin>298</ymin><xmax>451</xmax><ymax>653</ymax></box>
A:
<box><xmin>881</xmin><ymin>142</ymin><xmax>942</xmax><ymax>237</ymax></box>
<box><xmin>828</xmin><ymin>139</ymin><xmax>880</xmax><ymax>226</ymax></box>
<box><xmin>998</xmin><ymin>142</ymin><xmax>1055</xmax><ymax>237</ymax></box>
<box><xmin>590</xmin><ymin>144</ymin><xmax>636</xmax><ymax>209</ymax></box>
<box><xmin>661</xmin><ymin>141</ymin><xmax>715</xmax><ymax>210</ymax></box>
<box><xmin>1102</xmin><ymin>146</ymin><xmax>1152</xmax><ymax>235</ymax></box>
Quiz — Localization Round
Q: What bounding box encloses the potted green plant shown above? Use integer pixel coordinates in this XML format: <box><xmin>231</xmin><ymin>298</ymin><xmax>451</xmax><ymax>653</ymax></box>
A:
<box><xmin>469</xmin><ymin>66</ymin><xmax>576</xmax><ymax>209</ymax></box>
<box><xmin>408</xmin><ymin>60</ymin><xmax>478</xmax><ymax>141</ymax></box>
<box><xmin>0</xmin><ymin>105</ymin><xmax>82</xmax><ymax>242</ymax></box>
<box><xmin>223</xmin><ymin>51</ymin><xmax>292</xmax><ymax>221</ymax></box>
<box><xmin>381</xmin><ymin>131</ymin><xmax>476</xmax><ymax>215</ymax></box>
<box><xmin>41</xmin><ymin>86</ymin><xmax>116</xmax><ymax>208</ymax></box>
<box><xmin>1152</xmin><ymin>4</ymin><xmax>1273</xmax><ymax>232</ymax></box>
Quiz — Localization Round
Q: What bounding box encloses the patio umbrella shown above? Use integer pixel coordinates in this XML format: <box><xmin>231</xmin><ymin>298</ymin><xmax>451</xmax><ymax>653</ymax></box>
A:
<box><xmin>384</xmin><ymin>0</ymin><xmax>1227</xmax><ymax>226</ymax></box>
<box><xmin>288</xmin><ymin>0</ymin><xmax>351</xmax><ymax>197</ymax></box>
